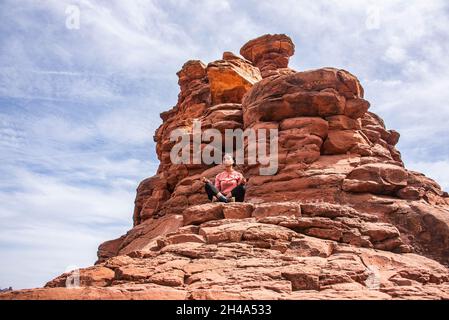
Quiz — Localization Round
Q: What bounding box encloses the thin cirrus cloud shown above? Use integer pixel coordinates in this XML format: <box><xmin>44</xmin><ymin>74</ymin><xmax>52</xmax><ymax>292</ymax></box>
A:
<box><xmin>0</xmin><ymin>0</ymin><xmax>449</xmax><ymax>289</ymax></box>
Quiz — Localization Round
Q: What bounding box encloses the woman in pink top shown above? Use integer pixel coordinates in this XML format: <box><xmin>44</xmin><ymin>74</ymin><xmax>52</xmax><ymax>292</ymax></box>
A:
<box><xmin>201</xmin><ymin>154</ymin><xmax>246</xmax><ymax>203</ymax></box>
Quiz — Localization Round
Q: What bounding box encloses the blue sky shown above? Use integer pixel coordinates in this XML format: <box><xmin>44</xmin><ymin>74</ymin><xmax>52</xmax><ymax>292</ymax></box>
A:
<box><xmin>1</xmin><ymin>0</ymin><xmax>449</xmax><ymax>289</ymax></box>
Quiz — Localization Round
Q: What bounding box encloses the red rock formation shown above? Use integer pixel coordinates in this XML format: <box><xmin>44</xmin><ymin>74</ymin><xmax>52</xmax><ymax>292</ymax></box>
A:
<box><xmin>2</xmin><ymin>34</ymin><xmax>449</xmax><ymax>300</ymax></box>
<box><xmin>240</xmin><ymin>34</ymin><xmax>295</xmax><ymax>78</ymax></box>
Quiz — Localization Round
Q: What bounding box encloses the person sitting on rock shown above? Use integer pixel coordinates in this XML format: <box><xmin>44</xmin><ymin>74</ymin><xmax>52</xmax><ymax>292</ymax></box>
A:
<box><xmin>201</xmin><ymin>154</ymin><xmax>246</xmax><ymax>203</ymax></box>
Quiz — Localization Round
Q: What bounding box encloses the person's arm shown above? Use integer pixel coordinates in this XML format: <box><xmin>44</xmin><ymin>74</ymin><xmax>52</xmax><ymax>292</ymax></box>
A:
<box><xmin>238</xmin><ymin>172</ymin><xmax>246</xmax><ymax>185</ymax></box>
<box><xmin>201</xmin><ymin>177</ymin><xmax>211</xmax><ymax>184</ymax></box>
<box><xmin>214</xmin><ymin>174</ymin><xmax>221</xmax><ymax>192</ymax></box>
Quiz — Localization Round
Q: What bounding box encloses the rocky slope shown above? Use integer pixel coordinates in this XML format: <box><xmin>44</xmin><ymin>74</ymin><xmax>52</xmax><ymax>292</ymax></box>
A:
<box><xmin>2</xmin><ymin>34</ymin><xmax>449</xmax><ymax>300</ymax></box>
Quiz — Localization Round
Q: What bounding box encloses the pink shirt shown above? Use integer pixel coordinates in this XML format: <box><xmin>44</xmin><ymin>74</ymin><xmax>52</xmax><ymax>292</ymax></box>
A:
<box><xmin>214</xmin><ymin>170</ymin><xmax>244</xmax><ymax>195</ymax></box>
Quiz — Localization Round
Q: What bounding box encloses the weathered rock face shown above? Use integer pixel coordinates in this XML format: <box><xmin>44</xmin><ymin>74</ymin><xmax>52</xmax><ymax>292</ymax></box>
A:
<box><xmin>3</xmin><ymin>34</ymin><xmax>449</xmax><ymax>300</ymax></box>
<box><xmin>240</xmin><ymin>34</ymin><xmax>295</xmax><ymax>78</ymax></box>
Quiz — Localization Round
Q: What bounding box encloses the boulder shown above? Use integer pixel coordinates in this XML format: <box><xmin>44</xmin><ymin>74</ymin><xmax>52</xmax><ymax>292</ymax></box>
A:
<box><xmin>207</xmin><ymin>58</ymin><xmax>261</xmax><ymax>105</ymax></box>
<box><xmin>343</xmin><ymin>163</ymin><xmax>408</xmax><ymax>194</ymax></box>
<box><xmin>242</xmin><ymin>68</ymin><xmax>364</xmax><ymax>127</ymax></box>
<box><xmin>322</xmin><ymin>130</ymin><xmax>369</xmax><ymax>155</ymax></box>
<box><xmin>183</xmin><ymin>203</ymin><xmax>224</xmax><ymax>225</ymax></box>
<box><xmin>222</xmin><ymin>203</ymin><xmax>254</xmax><ymax>219</ymax></box>
<box><xmin>252</xmin><ymin>202</ymin><xmax>301</xmax><ymax>218</ymax></box>
<box><xmin>240</xmin><ymin>34</ymin><xmax>295</xmax><ymax>78</ymax></box>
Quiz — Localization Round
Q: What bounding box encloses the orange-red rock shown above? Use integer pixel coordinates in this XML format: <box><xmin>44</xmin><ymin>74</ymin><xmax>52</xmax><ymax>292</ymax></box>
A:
<box><xmin>207</xmin><ymin>57</ymin><xmax>261</xmax><ymax>105</ymax></box>
<box><xmin>322</xmin><ymin>130</ymin><xmax>370</xmax><ymax>155</ymax></box>
<box><xmin>342</xmin><ymin>163</ymin><xmax>408</xmax><ymax>194</ymax></box>
<box><xmin>2</xmin><ymin>34</ymin><xmax>449</xmax><ymax>301</ymax></box>
<box><xmin>240</xmin><ymin>34</ymin><xmax>295</xmax><ymax>78</ymax></box>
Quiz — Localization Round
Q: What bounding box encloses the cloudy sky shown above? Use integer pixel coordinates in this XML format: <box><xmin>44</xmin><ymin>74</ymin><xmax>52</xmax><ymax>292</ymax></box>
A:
<box><xmin>1</xmin><ymin>0</ymin><xmax>449</xmax><ymax>289</ymax></box>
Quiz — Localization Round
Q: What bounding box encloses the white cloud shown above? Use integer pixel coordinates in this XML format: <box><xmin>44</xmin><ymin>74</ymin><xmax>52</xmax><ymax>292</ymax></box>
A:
<box><xmin>0</xmin><ymin>167</ymin><xmax>135</xmax><ymax>289</ymax></box>
<box><xmin>96</xmin><ymin>104</ymin><xmax>158</xmax><ymax>145</ymax></box>
<box><xmin>46</xmin><ymin>0</ymin><xmax>199</xmax><ymax>72</ymax></box>
<box><xmin>384</xmin><ymin>45</ymin><xmax>408</xmax><ymax>64</ymax></box>
<box><xmin>0</xmin><ymin>168</ymin><xmax>133</xmax><ymax>226</ymax></box>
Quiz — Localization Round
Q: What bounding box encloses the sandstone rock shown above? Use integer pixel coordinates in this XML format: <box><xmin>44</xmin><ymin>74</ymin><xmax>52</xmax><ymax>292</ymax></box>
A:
<box><xmin>360</xmin><ymin>222</ymin><xmax>400</xmax><ymax>242</ymax></box>
<box><xmin>343</xmin><ymin>163</ymin><xmax>408</xmax><ymax>194</ymax></box>
<box><xmin>396</xmin><ymin>186</ymin><xmax>422</xmax><ymax>200</ymax></box>
<box><xmin>207</xmin><ymin>58</ymin><xmax>261</xmax><ymax>105</ymax></box>
<box><xmin>281</xmin><ymin>267</ymin><xmax>321</xmax><ymax>290</ymax></box>
<box><xmin>222</xmin><ymin>203</ymin><xmax>254</xmax><ymax>219</ymax></box>
<box><xmin>344</xmin><ymin>98</ymin><xmax>370</xmax><ymax>119</ymax></box>
<box><xmin>157</xmin><ymin>233</ymin><xmax>206</xmax><ymax>248</ymax></box>
<box><xmin>306</xmin><ymin>228</ymin><xmax>343</xmax><ymax>241</ymax></box>
<box><xmin>116</xmin><ymin>215</ymin><xmax>184</xmax><ymax>255</ymax></box>
<box><xmin>96</xmin><ymin>236</ymin><xmax>125</xmax><ymax>264</ymax></box>
<box><xmin>300</xmin><ymin>202</ymin><xmax>365</xmax><ymax>219</ymax></box>
<box><xmin>133</xmin><ymin>175</ymin><xmax>169</xmax><ymax>225</ymax></box>
<box><xmin>0</xmin><ymin>285</ymin><xmax>188</xmax><ymax>300</ymax></box>
<box><xmin>326</xmin><ymin>115</ymin><xmax>361</xmax><ymax>130</ymax></box>
<box><xmin>322</xmin><ymin>130</ymin><xmax>369</xmax><ymax>155</ymax></box>
<box><xmin>240</xmin><ymin>34</ymin><xmax>295</xmax><ymax>78</ymax></box>
<box><xmin>176</xmin><ymin>60</ymin><xmax>207</xmax><ymax>96</ymax></box>
<box><xmin>242</xmin><ymin>224</ymin><xmax>297</xmax><ymax>242</ymax></box>
<box><xmin>45</xmin><ymin>266</ymin><xmax>115</xmax><ymax>288</ymax></box>
<box><xmin>5</xmin><ymin>33</ymin><xmax>449</xmax><ymax>301</ymax></box>
<box><xmin>252</xmin><ymin>202</ymin><xmax>301</xmax><ymax>218</ymax></box>
<box><xmin>286</xmin><ymin>235</ymin><xmax>336</xmax><ymax>258</ymax></box>
<box><xmin>183</xmin><ymin>203</ymin><xmax>224</xmax><ymax>226</ymax></box>
<box><xmin>242</xmin><ymin>68</ymin><xmax>363</xmax><ymax>127</ymax></box>
<box><xmin>149</xmin><ymin>270</ymin><xmax>185</xmax><ymax>287</ymax></box>
<box><xmin>280</xmin><ymin>117</ymin><xmax>329</xmax><ymax>138</ymax></box>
